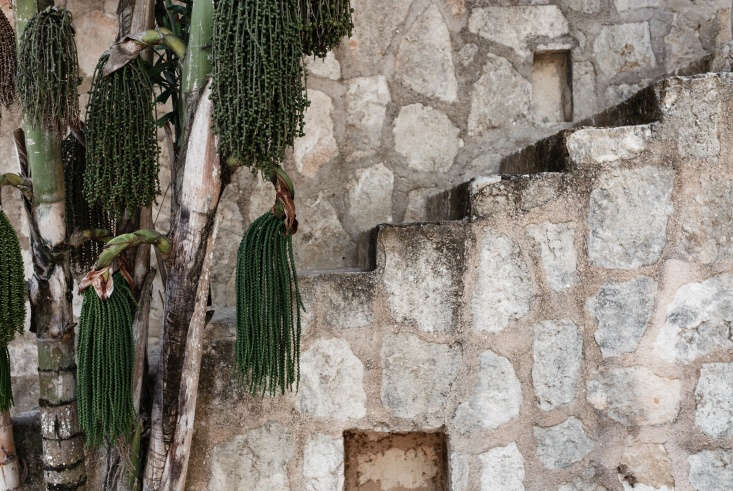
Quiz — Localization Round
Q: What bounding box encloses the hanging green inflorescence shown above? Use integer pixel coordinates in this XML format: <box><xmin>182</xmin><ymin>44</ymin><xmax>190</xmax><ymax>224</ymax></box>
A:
<box><xmin>235</xmin><ymin>211</ymin><xmax>303</xmax><ymax>395</ymax></box>
<box><xmin>16</xmin><ymin>7</ymin><xmax>79</xmax><ymax>129</ymax></box>
<box><xmin>77</xmin><ymin>273</ymin><xmax>136</xmax><ymax>447</ymax></box>
<box><xmin>84</xmin><ymin>54</ymin><xmax>159</xmax><ymax>218</ymax></box>
<box><xmin>0</xmin><ymin>210</ymin><xmax>26</xmax><ymax>411</ymax></box>
<box><xmin>300</xmin><ymin>0</ymin><xmax>354</xmax><ymax>58</ymax></box>
<box><xmin>0</xmin><ymin>8</ymin><xmax>17</xmax><ymax>115</ymax></box>
<box><xmin>63</xmin><ymin>131</ymin><xmax>113</xmax><ymax>274</ymax></box>
<box><xmin>211</xmin><ymin>0</ymin><xmax>309</xmax><ymax>178</ymax></box>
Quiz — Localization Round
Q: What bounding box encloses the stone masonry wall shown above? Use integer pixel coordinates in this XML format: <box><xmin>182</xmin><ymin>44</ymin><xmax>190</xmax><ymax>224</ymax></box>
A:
<box><xmin>182</xmin><ymin>73</ymin><xmax>733</xmax><ymax>490</ymax></box>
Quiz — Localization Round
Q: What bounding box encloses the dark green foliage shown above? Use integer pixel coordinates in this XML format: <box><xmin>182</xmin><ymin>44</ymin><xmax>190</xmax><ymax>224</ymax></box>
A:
<box><xmin>235</xmin><ymin>211</ymin><xmax>303</xmax><ymax>395</ymax></box>
<box><xmin>63</xmin><ymin>132</ymin><xmax>112</xmax><ymax>274</ymax></box>
<box><xmin>16</xmin><ymin>7</ymin><xmax>79</xmax><ymax>129</ymax></box>
<box><xmin>212</xmin><ymin>0</ymin><xmax>308</xmax><ymax>177</ymax></box>
<box><xmin>0</xmin><ymin>210</ymin><xmax>25</xmax><ymax>345</ymax></box>
<box><xmin>0</xmin><ymin>347</ymin><xmax>12</xmax><ymax>411</ymax></box>
<box><xmin>300</xmin><ymin>0</ymin><xmax>354</xmax><ymax>58</ymax></box>
<box><xmin>84</xmin><ymin>54</ymin><xmax>159</xmax><ymax>218</ymax></box>
<box><xmin>77</xmin><ymin>273</ymin><xmax>136</xmax><ymax>447</ymax></box>
<box><xmin>0</xmin><ymin>9</ymin><xmax>17</xmax><ymax>112</ymax></box>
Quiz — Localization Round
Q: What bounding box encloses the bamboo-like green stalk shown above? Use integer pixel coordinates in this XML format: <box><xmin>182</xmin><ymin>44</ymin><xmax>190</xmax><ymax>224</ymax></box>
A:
<box><xmin>181</xmin><ymin>0</ymin><xmax>213</xmax><ymax>97</ymax></box>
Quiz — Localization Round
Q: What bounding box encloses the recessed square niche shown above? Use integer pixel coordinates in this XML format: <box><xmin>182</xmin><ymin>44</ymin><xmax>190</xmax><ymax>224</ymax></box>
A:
<box><xmin>344</xmin><ymin>430</ymin><xmax>448</xmax><ymax>491</ymax></box>
<box><xmin>532</xmin><ymin>50</ymin><xmax>573</xmax><ymax>124</ymax></box>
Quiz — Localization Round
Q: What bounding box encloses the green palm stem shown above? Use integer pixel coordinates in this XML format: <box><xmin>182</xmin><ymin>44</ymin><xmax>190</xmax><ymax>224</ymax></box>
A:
<box><xmin>94</xmin><ymin>229</ymin><xmax>170</xmax><ymax>270</ymax></box>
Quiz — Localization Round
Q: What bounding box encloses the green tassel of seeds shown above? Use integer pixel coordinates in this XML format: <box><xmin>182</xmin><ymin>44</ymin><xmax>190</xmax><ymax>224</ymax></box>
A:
<box><xmin>300</xmin><ymin>0</ymin><xmax>354</xmax><ymax>58</ymax></box>
<box><xmin>76</xmin><ymin>273</ymin><xmax>136</xmax><ymax>447</ymax></box>
<box><xmin>212</xmin><ymin>0</ymin><xmax>309</xmax><ymax>177</ymax></box>
<box><xmin>16</xmin><ymin>7</ymin><xmax>79</xmax><ymax>129</ymax></box>
<box><xmin>0</xmin><ymin>8</ymin><xmax>17</xmax><ymax>114</ymax></box>
<box><xmin>63</xmin><ymin>131</ymin><xmax>113</xmax><ymax>275</ymax></box>
<box><xmin>83</xmin><ymin>54</ymin><xmax>159</xmax><ymax>218</ymax></box>
<box><xmin>235</xmin><ymin>211</ymin><xmax>303</xmax><ymax>395</ymax></box>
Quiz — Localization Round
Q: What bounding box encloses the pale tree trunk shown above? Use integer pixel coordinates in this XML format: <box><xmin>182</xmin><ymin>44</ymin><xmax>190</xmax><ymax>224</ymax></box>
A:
<box><xmin>13</xmin><ymin>0</ymin><xmax>87</xmax><ymax>488</ymax></box>
<box><xmin>0</xmin><ymin>411</ymin><xmax>21</xmax><ymax>490</ymax></box>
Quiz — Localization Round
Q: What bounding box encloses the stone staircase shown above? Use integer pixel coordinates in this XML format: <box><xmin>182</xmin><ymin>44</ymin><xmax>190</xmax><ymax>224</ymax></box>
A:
<box><xmin>18</xmin><ymin>72</ymin><xmax>732</xmax><ymax>489</ymax></box>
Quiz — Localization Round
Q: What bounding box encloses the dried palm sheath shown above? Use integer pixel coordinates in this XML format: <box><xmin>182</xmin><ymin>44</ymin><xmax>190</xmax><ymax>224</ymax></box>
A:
<box><xmin>0</xmin><ymin>8</ymin><xmax>17</xmax><ymax>116</ymax></box>
<box><xmin>0</xmin><ymin>210</ymin><xmax>26</xmax><ymax>411</ymax></box>
<box><xmin>16</xmin><ymin>7</ymin><xmax>79</xmax><ymax>129</ymax></box>
<box><xmin>83</xmin><ymin>54</ymin><xmax>159</xmax><ymax>219</ymax></box>
<box><xmin>300</xmin><ymin>0</ymin><xmax>353</xmax><ymax>58</ymax></box>
<box><xmin>77</xmin><ymin>273</ymin><xmax>136</xmax><ymax>446</ymax></box>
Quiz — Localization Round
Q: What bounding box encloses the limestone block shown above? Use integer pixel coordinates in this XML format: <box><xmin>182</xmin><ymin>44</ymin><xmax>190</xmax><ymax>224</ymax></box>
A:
<box><xmin>534</xmin><ymin>417</ymin><xmax>594</xmax><ymax>469</ymax></box>
<box><xmin>346</xmin><ymin>163</ymin><xmax>393</xmax><ymax>233</ymax></box>
<box><xmin>458</xmin><ymin>43</ymin><xmax>478</xmax><ymax>67</ymax></box>
<box><xmin>395</xmin><ymin>5</ymin><xmax>457</xmax><ymax>102</ymax></box>
<box><xmin>587</xmin><ymin>367</ymin><xmax>681</xmax><ymax>425</ymax></box>
<box><xmin>617</xmin><ymin>444</ymin><xmax>674</xmax><ymax>491</ymax></box>
<box><xmin>532</xmin><ymin>320</ymin><xmax>582</xmax><ymax>411</ymax></box>
<box><xmin>679</xmin><ymin>174</ymin><xmax>733</xmax><ymax>264</ymax></box>
<box><xmin>695</xmin><ymin>363</ymin><xmax>733</xmax><ymax>439</ymax></box>
<box><xmin>73</xmin><ymin>10</ymin><xmax>117</xmax><ymax>77</ymax></box>
<box><xmin>566</xmin><ymin>125</ymin><xmax>652</xmax><ymax>166</ymax></box>
<box><xmin>563</xmin><ymin>0</ymin><xmax>601</xmax><ymax>14</ymax></box>
<box><xmin>587</xmin><ymin>166</ymin><xmax>674</xmax><ymax>269</ymax></box>
<box><xmin>450</xmin><ymin>452</ymin><xmax>470</xmax><ymax>491</ymax></box>
<box><xmin>527</xmin><ymin>222</ymin><xmax>578</xmax><ymax>292</ymax></box>
<box><xmin>480</xmin><ymin>442</ymin><xmax>526</xmax><ymax>491</ymax></box>
<box><xmin>305</xmin><ymin>51</ymin><xmax>341</xmax><ymax>80</ymax></box>
<box><xmin>587</xmin><ymin>276</ymin><xmax>657</xmax><ymax>358</ymax></box>
<box><xmin>303</xmin><ymin>433</ymin><xmax>344</xmax><ymax>491</ymax></box>
<box><xmin>344</xmin><ymin>76</ymin><xmax>391</xmax><ymax>161</ymax></box>
<box><xmin>665</xmin><ymin>17</ymin><xmax>708</xmax><ymax>72</ymax></box>
<box><xmin>614</xmin><ymin>0</ymin><xmax>660</xmax><ymax>11</ymax></box>
<box><xmin>294</xmin><ymin>194</ymin><xmax>354</xmax><ymax>270</ymax></box>
<box><xmin>572</xmin><ymin>61</ymin><xmax>598</xmax><ymax>120</ymax></box>
<box><xmin>381</xmin><ymin>333</ymin><xmax>462</xmax><ymax>422</ymax></box>
<box><xmin>688</xmin><ymin>449</ymin><xmax>733</xmax><ymax>491</ymax></box>
<box><xmin>393</xmin><ymin>104</ymin><xmax>461</xmax><ymax>173</ymax></box>
<box><xmin>559</xmin><ymin>480</ymin><xmax>607</xmax><ymax>491</ymax></box>
<box><xmin>453</xmin><ymin>351</ymin><xmax>521</xmax><ymax>431</ymax></box>
<box><xmin>592</xmin><ymin>23</ymin><xmax>656</xmax><ymax>78</ymax></box>
<box><xmin>294</xmin><ymin>90</ymin><xmax>339</xmax><ymax>178</ymax></box>
<box><xmin>297</xmin><ymin>338</ymin><xmax>367</xmax><ymax>420</ymax></box>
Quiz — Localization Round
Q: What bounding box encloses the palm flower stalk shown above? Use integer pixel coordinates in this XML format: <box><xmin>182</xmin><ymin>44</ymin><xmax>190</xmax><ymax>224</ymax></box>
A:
<box><xmin>300</xmin><ymin>0</ymin><xmax>354</xmax><ymax>58</ymax></box>
<box><xmin>235</xmin><ymin>169</ymin><xmax>303</xmax><ymax>395</ymax></box>
<box><xmin>84</xmin><ymin>54</ymin><xmax>159</xmax><ymax>219</ymax></box>
<box><xmin>0</xmin><ymin>9</ymin><xmax>17</xmax><ymax>116</ymax></box>
<box><xmin>212</xmin><ymin>0</ymin><xmax>309</xmax><ymax>178</ymax></box>
<box><xmin>16</xmin><ymin>6</ymin><xmax>79</xmax><ymax>129</ymax></box>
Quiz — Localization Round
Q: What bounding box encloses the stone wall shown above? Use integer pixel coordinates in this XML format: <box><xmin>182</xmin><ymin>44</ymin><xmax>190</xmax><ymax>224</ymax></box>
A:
<box><xmin>181</xmin><ymin>73</ymin><xmax>733</xmax><ymax>490</ymax></box>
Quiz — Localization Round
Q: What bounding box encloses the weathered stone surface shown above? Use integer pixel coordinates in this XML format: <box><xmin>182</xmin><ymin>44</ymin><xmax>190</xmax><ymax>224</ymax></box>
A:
<box><xmin>450</xmin><ymin>452</ymin><xmax>469</xmax><ymax>491</ymax></box>
<box><xmin>346</xmin><ymin>163</ymin><xmax>393</xmax><ymax>233</ymax></box>
<box><xmin>665</xmin><ymin>19</ymin><xmax>707</xmax><ymax>72</ymax></box>
<box><xmin>344</xmin><ymin>76</ymin><xmax>391</xmax><ymax>158</ymax></box>
<box><xmin>480</xmin><ymin>442</ymin><xmax>526</xmax><ymax>491</ymax></box>
<box><xmin>303</xmin><ymin>433</ymin><xmax>344</xmax><ymax>491</ymax></box>
<box><xmin>294</xmin><ymin>194</ymin><xmax>354</xmax><ymax>269</ymax></box>
<box><xmin>605</xmin><ymin>81</ymin><xmax>651</xmax><ymax>106</ymax></box>
<box><xmin>453</xmin><ymin>351</ymin><xmax>521</xmax><ymax>431</ymax></box>
<box><xmin>695</xmin><ymin>363</ymin><xmax>733</xmax><ymax>439</ymax></box>
<box><xmin>688</xmin><ymin>449</ymin><xmax>733</xmax><ymax>491</ymax></box>
<box><xmin>587</xmin><ymin>367</ymin><xmax>681</xmax><ymax>426</ymax></box>
<box><xmin>245</xmin><ymin>174</ymin><xmax>275</xmax><ymax>223</ymax></box>
<box><xmin>297</xmin><ymin>338</ymin><xmax>367</xmax><ymax>420</ymax></box>
<box><xmin>208</xmin><ymin>422</ymin><xmax>295</xmax><ymax>490</ymax></box>
<box><xmin>614</xmin><ymin>0</ymin><xmax>660</xmax><ymax>11</ymax></box>
<box><xmin>457</xmin><ymin>43</ymin><xmax>478</xmax><ymax>66</ymax></box>
<box><xmin>572</xmin><ymin>61</ymin><xmax>598</xmax><ymax>120</ymax></box>
<box><xmin>393</xmin><ymin>104</ymin><xmax>461</xmax><ymax>173</ymax></box>
<box><xmin>558</xmin><ymin>479</ymin><xmax>607</xmax><ymax>491</ymax></box>
<box><xmin>527</xmin><ymin>222</ymin><xmax>578</xmax><ymax>291</ymax></box>
<box><xmin>593</xmin><ymin>23</ymin><xmax>656</xmax><ymax>78</ymax></box>
<box><xmin>319</xmin><ymin>275</ymin><xmax>374</xmax><ymax>330</ymax></box>
<box><xmin>381</xmin><ymin>333</ymin><xmax>461</xmax><ymax>421</ymax></box>
<box><xmin>305</xmin><ymin>51</ymin><xmax>341</xmax><ymax>80</ymax></box>
<box><xmin>472</xmin><ymin>231</ymin><xmax>533</xmax><ymax>333</ymax></box>
<box><xmin>294</xmin><ymin>90</ymin><xmax>339</xmax><ymax>178</ymax></box>
<box><xmin>533</xmin><ymin>320</ymin><xmax>582</xmax><ymax>411</ymax></box>
<box><xmin>395</xmin><ymin>5</ymin><xmax>457</xmax><ymax>103</ymax></box>
<box><xmin>74</xmin><ymin>10</ymin><xmax>118</xmax><ymax>77</ymax></box>
<box><xmin>567</xmin><ymin>125</ymin><xmax>652</xmax><ymax>165</ymax></box>
<box><xmin>588</xmin><ymin>276</ymin><xmax>657</xmax><ymax>358</ymax></box>
<box><xmin>403</xmin><ymin>188</ymin><xmax>437</xmax><ymax>222</ymax></box>
<box><xmin>617</xmin><ymin>444</ymin><xmax>674</xmax><ymax>491</ymax></box>
<box><xmin>564</xmin><ymin>0</ymin><xmax>601</xmax><ymax>14</ymax></box>
<box><xmin>587</xmin><ymin>166</ymin><xmax>675</xmax><ymax>269</ymax></box>
<box><xmin>468</xmin><ymin>6</ymin><xmax>569</xmax><ymax>59</ymax></box>
<box><xmin>468</xmin><ymin>54</ymin><xmax>531</xmax><ymax>136</ymax></box>
<box><xmin>534</xmin><ymin>418</ymin><xmax>594</xmax><ymax>469</ymax></box>
<box><xmin>655</xmin><ymin>274</ymin><xmax>733</xmax><ymax>363</ymax></box>
<box><xmin>679</xmin><ymin>175</ymin><xmax>733</xmax><ymax>264</ymax></box>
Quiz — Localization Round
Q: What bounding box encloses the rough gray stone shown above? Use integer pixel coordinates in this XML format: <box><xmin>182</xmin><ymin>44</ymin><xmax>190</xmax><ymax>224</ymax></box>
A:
<box><xmin>453</xmin><ymin>351</ymin><xmax>521</xmax><ymax>431</ymax></box>
<box><xmin>344</xmin><ymin>76</ymin><xmax>391</xmax><ymax>159</ymax></box>
<box><xmin>303</xmin><ymin>433</ymin><xmax>344</xmax><ymax>491</ymax></box>
<box><xmin>564</xmin><ymin>0</ymin><xmax>601</xmax><ymax>14</ymax></box>
<box><xmin>679</xmin><ymin>175</ymin><xmax>733</xmax><ymax>264</ymax></box>
<box><xmin>294</xmin><ymin>90</ymin><xmax>339</xmax><ymax>178</ymax></box>
<box><xmin>587</xmin><ymin>367</ymin><xmax>681</xmax><ymax>425</ymax></box>
<box><xmin>381</xmin><ymin>333</ymin><xmax>462</xmax><ymax>421</ymax></box>
<box><xmin>593</xmin><ymin>23</ymin><xmax>656</xmax><ymax>78</ymax></box>
<box><xmin>605</xmin><ymin>81</ymin><xmax>651</xmax><ymax>106</ymax></box>
<box><xmin>450</xmin><ymin>452</ymin><xmax>469</xmax><ymax>491</ymax></box>
<box><xmin>533</xmin><ymin>320</ymin><xmax>582</xmax><ymax>411</ymax></box>
<box><xmin>689</xmin><ymin>449</ymin><xmax>733</xmax><ymax>491</ymax></box>
<box><xmin>614</xmin><ymin>0</ymin><xmax>659</xmax><ymax>11</ymax></box>
<box><xmin>393</xmin><ymin>104</ymin><xmax>461</xmax><ymax>173</ymax></box>
<box><xmin>534</xmin><ymin>418</ymin><xmax>594</xmax><ymax>469</ymax></box>
<box><xmin>665</xmin><ymin>19</ymin><xmax>707</xmax><ymax>72</ymax></box>
<box><xmin>566</xmin><ymin>125</ymin><xmax>652</xmax><ymax>166</ymax></box>
<box><xmin>617</xmin><ymin>444</ymin><xmax>674</xmax><ymax>491</ymax></box>
<box><xmin>587</xmin><ymin>166</ymin><xmax>675</xmax><ymax>269</ymax></box>
<box><xmin>294</xmin><ymin>194</ymin><xmax>354</xmax><ymax>270</ymax></box>
<box><xmin>457</xmin><ymin>43</ymin><xmax>478</xmax><ymax>66</ymax></box>
<box><xmin>395</xmin><ymin>5</ymin><xmax>457</xmax><ymax>103</ymax></box>
<box><xmin>468</xmin><ymin>54</ymin><xmax>531</xmax><ymax>136</ymax></box>
<box><xmin>305</xmin><ymin>51</ymin><xmax>341</xmax><ymax>80</ymax></box>
<box><xmin>297</xmin><ymin>338</ymin><xmax>367</xmax><ymax>420</ymax></box>
<box><xmin>695</xmin><ymin>363</ymin><xmax>733</xmax><ymax>439</ymax></box>
<box><xmin>655</xmin><ymin>274</ymin><xmax>733</xmax><ymax>363</ymax></box>
<box><xmin>572</xmin><ymin>61</ymin><xmax>598</xmax><ymax>120</ymax></box>
<box><xmin>208</xmin><ymin>422</ymin><xmax>295</xmax><ymax>490</ymax></box>
<box><xmin>472</xmin><ymin>231</ymin><xmax>533</xmax><ymax>333</ymax></box>
<box><xmin>526</xmin><ymin>222</ymin><xmax>578</xmax><ymax>291</ymax></box>
<box><xmin>480</xmin><ymin>442</ymin><xmax>526</xmax><ymax>491</ymax></box>
<box><xmin>346</xmin><ymin>163</ymin><xmax>393</xmax><ymax>233</ymax></box>
<box><xmin>558</xmin><ymin>480</ymin><xmax>607</xmax><ymax>491</ymax></box>
<box><xmin>587</xmin><ymin>276</ymin><xmax>657</xmax><ymax>358</ymax></box>
<box><xmin>468</xmin><ymin>6</ymin><xmax>569</xmax><ymax>59</ymax></box>
<box><xmin>403</xmin><ymin>188</ymin><xmax>437</xmax><ymax>222</ymax></box>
